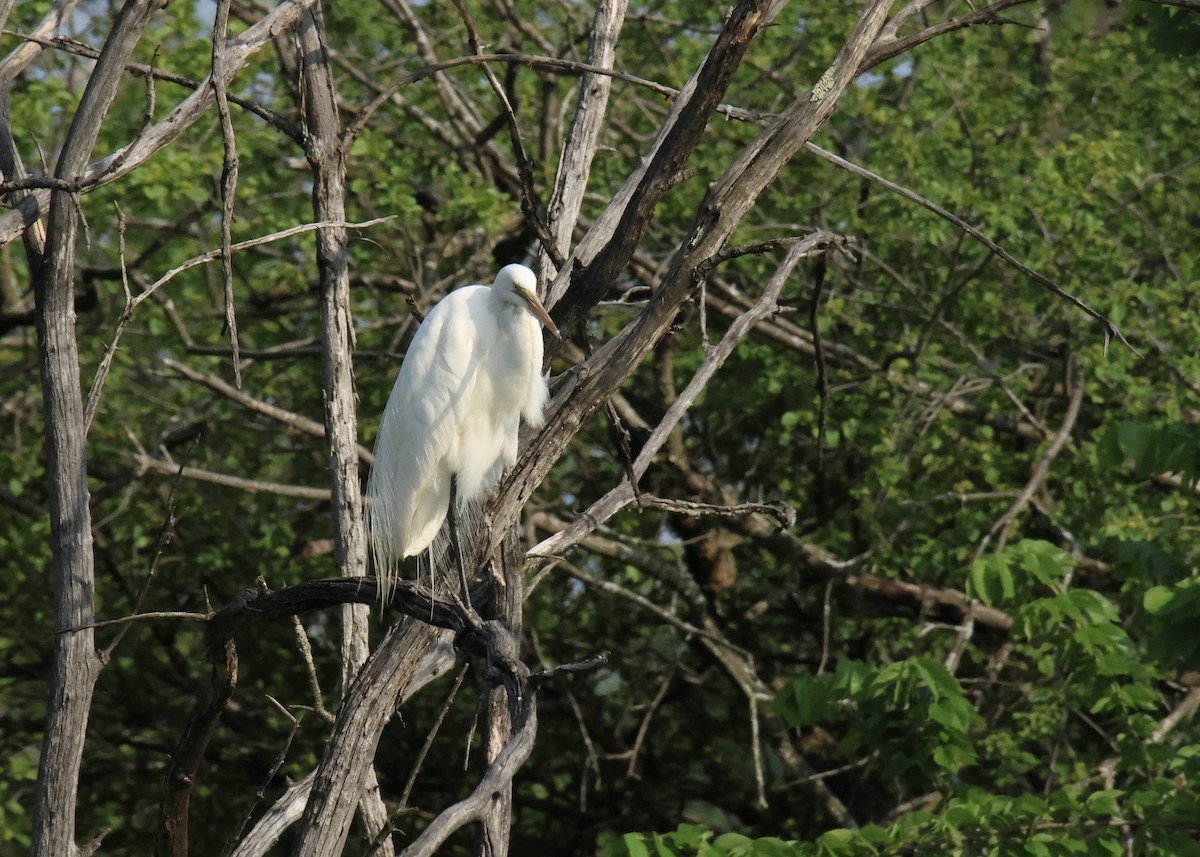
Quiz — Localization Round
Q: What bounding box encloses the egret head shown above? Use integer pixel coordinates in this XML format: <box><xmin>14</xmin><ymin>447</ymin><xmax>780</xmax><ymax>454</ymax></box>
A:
<box><xmin>494</xmin><ymin>264</ymin><xmax>560</xmax><ymax>338</ymax></box>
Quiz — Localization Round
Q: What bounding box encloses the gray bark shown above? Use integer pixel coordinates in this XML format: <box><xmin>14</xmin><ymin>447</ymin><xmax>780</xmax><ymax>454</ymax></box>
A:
<box><xmin>30</xmin><ymin>4</ymin><xmax>166</xmax><ymax>854</ymax></box>
<box><xmin>291</xmin><ymin>620</ymin><xmax>457</xmax><ymax>857</ymax></box>
<box><xmin>537</xmin><ymin>0</ymin><xmax>627</xmax><ymax>283</ymax></box>
<box><xmin>475</xmin><ymin>532</ymin><xmax>526</xmax><ymax>857</ymax></box>
<box><xmin>294</xmin><ymin>0</ymin><xmax>369</xmax><ymax>706</ymax></box>
<box><xmin>294</xmin><ymin>4</ymin><xmax>389</xmax><ymax>852</ymax></box>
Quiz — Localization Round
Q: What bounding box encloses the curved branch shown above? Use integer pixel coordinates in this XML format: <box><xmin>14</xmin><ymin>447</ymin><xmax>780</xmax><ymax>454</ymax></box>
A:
<box><xmin>399</xmin><ymin>699</ymin><xmax>538</xmax><ymax>857</ymax></box>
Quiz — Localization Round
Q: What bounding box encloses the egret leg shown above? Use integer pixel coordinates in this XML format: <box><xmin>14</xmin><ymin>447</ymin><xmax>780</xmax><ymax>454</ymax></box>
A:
<box><xmin>447</xmin><ymin>475</ymin><xmax>471</xmax><ymax>607</ymax></box>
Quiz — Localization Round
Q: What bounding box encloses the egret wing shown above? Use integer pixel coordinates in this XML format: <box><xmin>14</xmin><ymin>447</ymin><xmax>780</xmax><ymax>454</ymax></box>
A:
<box><xmin>366</xmin><ymin>287</ymin><xmax>486</xmax><ymax>576</ymax></box>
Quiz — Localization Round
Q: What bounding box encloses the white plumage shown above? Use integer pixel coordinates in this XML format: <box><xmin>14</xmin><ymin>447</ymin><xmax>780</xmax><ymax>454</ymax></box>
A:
<box><xmin>366</xmin><ymin>264</ymin><xmax>558</xmax><ymax>594</ymax></box>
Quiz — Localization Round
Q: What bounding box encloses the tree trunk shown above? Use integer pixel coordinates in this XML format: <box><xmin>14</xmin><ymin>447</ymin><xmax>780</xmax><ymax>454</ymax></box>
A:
<box><xmin>29</xmin><ymin>2</ymin><xmax>164</xmax><ymax>855</ymax></box>
<box><xmin>295</xmin><ymin>4</ymin><xmax>391</xmax><ymax>852</ymax></box>
<box><xmin>291</xmin><ymin>619</ymin><xmax>457</xmax><ymax>857</ymax></box>
<box><xmin>475</xmin><ymin>532</ymin><xmax>526</xmax><ymax>856</ymax></box>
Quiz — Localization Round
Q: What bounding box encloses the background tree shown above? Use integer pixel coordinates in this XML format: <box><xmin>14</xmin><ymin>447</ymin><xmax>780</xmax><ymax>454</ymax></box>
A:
<box><xmin>1</xmin><ymin>1</ymin><xmax>1198</xmax><ymax>856</ymax></box>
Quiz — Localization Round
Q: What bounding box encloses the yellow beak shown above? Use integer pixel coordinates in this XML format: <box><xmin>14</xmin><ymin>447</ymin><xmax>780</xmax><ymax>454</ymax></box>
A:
<box><xmin>520</xmin><ymin>289</ymin><xmax>561</xmax><ymax>339</ymax></box>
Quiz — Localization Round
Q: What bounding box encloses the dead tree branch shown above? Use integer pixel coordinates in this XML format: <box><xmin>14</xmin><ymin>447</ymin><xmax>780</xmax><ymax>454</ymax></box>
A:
<box><xmin>294</xmin><ymin>4</ymin><xmax>388</xmax><ymax>848</ymax></box>
<box><xmin>160</xmin><ymin>357</ymin><xmax>375</xmax><ymax>463</ymax></box>
<box><xmin>538</xmin><ymin>0</ymin><xmax>627</xmax><ymax>283</ymax></box>
<box><xmin>212</xmin><ymin>0</ymin><xmax>243</xmax><ymax>387</ymax></box>
<box><xmin>979</xmin><ymin>360</ymin><xmax>1087</xmax><ymax>557</ymax></box>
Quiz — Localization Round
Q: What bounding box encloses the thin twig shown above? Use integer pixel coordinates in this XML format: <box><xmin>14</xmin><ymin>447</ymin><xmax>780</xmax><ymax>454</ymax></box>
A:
<box><xmin>817</xmin><ymin>579</ymin><xmax>834</xmax><ymax>676</ymax></box>
<box><xmin>133</xmin><ymin>217</ymin><xmax>393</xmax><ymax>311</ymax></box>
<box><xmin>604</xmin><ymin>399</ymin><xmax>641</xmax><ymax>503</ymax></box>
<box><xmin>292</xmin><ymin>615</ymin><xmax>334</xmax><ymax>722</ymax></box>
<box><xmin>83</xmin><ymin>202</ymin><xmax>131</xmax><ymax>432</ymax></box>
<box><xmin>135</xmin><ymin>453</ymin><xmax>331</xmax><ymax>500</ymax></box>
<box><xmin>804</xmin><ymin>141</ymin><xmax>1134</xmax><ymax>354</ymax></box>
<box><xmin>86</xmin><ymin>218</ymin><xmax>391</xmax><ymax>423</ymax></box>
<box><xmin>161</xmin><ymin>357</ymin><xmax>374</xmax><ymax>463</ymax></box>
<box><xmin>529</xmin><ymin>628</ymin><xmax>602</xmax><ymax>809</ymax></box>
<box><xmin>213</xmin><ymin>0</ymin><xmax>242</xmax><ymax>387</ymax></box>
<box><xmin>557</xmin><ymin>561</ymin><xmax>734</xmax><ymax>651</ymax></box>
<box><xmin>635</xmin><ymin>494</ymin><xmax>795</xmax><ymax>528</ymax></box>
<box><xmin>809</xmin><ymin>254</ymin><xmax>830</xmax><ymax>499</ymax></box>
<box><xmin>399</xmin><ymin>665</ymin><xmax>469</xmax><ymax>810</ymax></box>
<box><xmin>1152</xmin><ymin>685</ymin><xmax>1200</xmax><ymax>743</ymax></box>
<box><xmin>67</xmin><ymin>611</ymin><xmax>211</xmax><ymax>632</ymax></box>
<box><xmin>2</xmin><ymin>29</ymin><xmax>300</xmax><ymax>139</ymax></box>
<box><xmin>749</xmin><ymin>691</ymin><xmax>767</xmax><ymax>808</ymax></box>
<box><xmin>94</xmin><ymin>45</ymin><xmax>158</xmax><ymax>185</ymax></box>
<box><xmin>220</xmin><ymin>705</ymin><xmax>303</xmax><ymax>857</ymax></box>
<box><xmin>977</xmin><ymin>359</ymin><xmax>1086</xmax><ymax>559</ymax></box>
<box><xmin>362</xmin><ymin>662</ymin><xmax>469</xmax><ymax>857</ymax></box>
<box><xmin>99</xmin><ymin>435</ymin><xmax>199</xmax><ymax>659</ymax></box>
<box><xmin>625</xmin><ymin>670</ymin><xmax>673</xmax><ymax>779</ymax></box>
<box><xmin>447</xmin><ymin>0</ymin><xmax>560</xmax><ymax>268</ymax></box>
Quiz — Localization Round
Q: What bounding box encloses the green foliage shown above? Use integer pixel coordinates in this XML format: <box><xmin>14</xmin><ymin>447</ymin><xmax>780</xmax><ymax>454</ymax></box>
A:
<box><xmin>1097</xmin><ymin>421</ymin><xmax>1200</xmax><ymax>487</ymax></box>
<box><xmin>774</xmin><ymin>656</ymin><xmax>982</xmax><ymax>781</ymax></box>
<box><xmin>599</xmin><ymin>824</ymin><xmax>804</xmax><ymax>857</ymax></box>
<box><xmin>3</xmin><ymin>0</ymin><xmax>1199</xmax><ymax>855</ymax></box>
<box><xmin>970</xmin><ymin>540</ymin><xmax>1075</xmax><ymax>606</ymax></box>
<box><xmin>603</xmin><ymin>781</ymin><xmax>1200</xmax><ymax>857</ymax></box>
<box><xmin>1142</xmin><ymin>578</ymin><xmax>1200</xmax><ymax>666</ymax></box>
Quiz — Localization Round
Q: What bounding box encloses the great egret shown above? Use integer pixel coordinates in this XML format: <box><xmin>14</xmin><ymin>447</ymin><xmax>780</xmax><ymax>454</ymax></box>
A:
<box><xmin>366</xmin><ymin>263</ymin><xmax>559</xmax><ymax>597</ymax></box>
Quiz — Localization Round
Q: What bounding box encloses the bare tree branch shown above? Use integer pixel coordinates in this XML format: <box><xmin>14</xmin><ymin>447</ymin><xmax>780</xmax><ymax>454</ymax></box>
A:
<box><xmin>545</xmin><ymin>0</ymin><xmax>788</xmax><ymax>325</ymax></box>
<box><xmin>291</xmin><ymin>618</ymin><xmax>458</xmax><ymax>857</ymax></box>
<box><xmin>212</xmin><ymin>0</ymin><xmax>244</xmax><ymax>387</ymax></box>
<box><xmin>69</xmin><ymin>216</ymin><xmax>388</xmax><ymax>442</ymax></box>
<box><xmin>1</xmin><ymin>29</ymin><xmax>300</xmax><ymax>138</ymax></box>
<box><xmin>134</xmin><ymin>452</ymin><xmax>332</xmax><ymax>499</ymax></box>
<box><xmin>227</xmin><ymin>773</ymin><xmax>313</xmax><ymax>857</ymax></box>
<box><xmin>156</xmin><ymin>638</ymin><xmax>238</xmax><ymax>857</ymax></box>
<box><xmin>978</xmin><ymin>360</ymin><xmax>1087</xmax><ymax>557</ymax></box>
<box><xmin>0</xmin><ymin>0</ymin><xmax>83</xmax><ymax>85</ymax></box>
<box><xmin>160</xmin><ymin>357</ymin><xmax>375</xmax><ymax>463</ymax></box>
<box><xmin>861</xmin><ymin>0</ymin><xmax>1038</xmax><ymax>72</ymax></box>
<box><xmin>448</xmin><ymin>0</ymin><xmax>559</xmax><ymax>271</ymax></box>
<box><xmin>0</xmin><ymin>1</ymin><xmax>86</xmax><ymax>261</ymax></box>
<box><xmin>538</xmin><ymin>0</ymin><xmax>627</xmax><ymax>284</ymax></box>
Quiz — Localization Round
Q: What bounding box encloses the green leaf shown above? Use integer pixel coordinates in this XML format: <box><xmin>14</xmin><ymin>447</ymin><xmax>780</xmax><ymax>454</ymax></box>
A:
<box><xmin>624</xmin><ymin>833</ymin><xmax>651</xmax><ymax>857</ymax></box>
<box><xmin>1084</xmin><ymin>789</ymin><xmax>1123</xmax><ymax>815</ymax></box>
<box><xmin>1116</xmin><ymin>420</ymin><xmax>1150</xmax><ymax>463</ymax></box>
<box><xmin>1144</xmin><ymin>586</ymin><xmax>1175</xmax><ymax>614</ymax></box>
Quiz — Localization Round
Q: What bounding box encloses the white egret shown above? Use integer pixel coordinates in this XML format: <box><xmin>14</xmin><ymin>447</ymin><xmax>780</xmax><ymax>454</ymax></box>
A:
<box><xmin>366</xmin><ymin>263</ymin><xmax>559</xmax><ymax>598</ymax></box>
